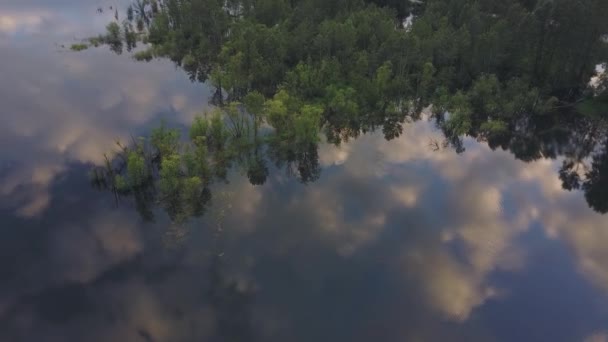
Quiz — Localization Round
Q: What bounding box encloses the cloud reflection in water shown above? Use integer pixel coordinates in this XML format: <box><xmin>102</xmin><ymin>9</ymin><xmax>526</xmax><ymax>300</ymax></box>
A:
<box><xmin>0</xmin><ymin>0</ymin><xmax>608</xmax><ymax>340</ymax></box>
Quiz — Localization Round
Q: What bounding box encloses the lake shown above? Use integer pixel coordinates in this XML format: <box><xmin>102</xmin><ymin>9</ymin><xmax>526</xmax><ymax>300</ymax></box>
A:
<box><xmin>1</xmin><ymin>1</ymin><xmax>608</xmax><ymax>341</ymax></box>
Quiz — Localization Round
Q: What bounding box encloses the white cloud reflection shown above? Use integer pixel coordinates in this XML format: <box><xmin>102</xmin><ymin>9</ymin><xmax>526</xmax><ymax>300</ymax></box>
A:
<box><xmin>0</xmin><ymin>12</ymin><xmax>47</xmax><ymax>35</ymax></box>
<box><xmin>313</xmin><ymin>118</ymin><xmax>608</xmax><ymax>323</ymax></box>
<box><xmin>0</xmin><ymin>35</ymin><xmax>210</xmax><ymax>217</ymax></box>
<box><xmin>586</xmin><ymin>332</ymin><xmax>608</xmax><ymax>342</ymax></box>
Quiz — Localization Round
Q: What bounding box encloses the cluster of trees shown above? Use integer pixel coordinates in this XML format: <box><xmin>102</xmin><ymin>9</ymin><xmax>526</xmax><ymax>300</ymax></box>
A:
<box><xmin>91</xmin><ymin>101</ymin><xmax>322</xmax><ymax>222</ymax></box>
<box><xmin>82</xmin><ymin>0</ymin><xmax>608</xmax><ymax>131</ymax></box>
<box><xmin>84</xmin><ymin>0</ymin><xmax>608</xmax><ymax>216</ymax></box>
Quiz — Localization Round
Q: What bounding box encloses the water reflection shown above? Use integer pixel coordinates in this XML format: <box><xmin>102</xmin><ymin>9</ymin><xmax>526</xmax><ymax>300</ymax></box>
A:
<box><xmin>3</xmin><ymin>112</ymin><xmax>608</xmax><ymax>341</ymax></box>
<box><xmin>82</xmin><ymin>108</ymin><xmax>608</xmax><ymax>340</ymax></box>
<box><xmin>5</xmin><ymin>97</ymin><xmax>608</xmax><ymax>341</ymax></box>
<box><xmin>1</xmin><ymin>1</ymin><xmax>608</xmax><ymax>341</ymax></box>
<box><xmin>0</xmin><ymin>26</ymin><xmax>210</xmax><ymax>217</ymax></box>
<box><xmin>90</xmin><ymin>102</ymin><xmax>608</xmax><ymax>232</ymax></box>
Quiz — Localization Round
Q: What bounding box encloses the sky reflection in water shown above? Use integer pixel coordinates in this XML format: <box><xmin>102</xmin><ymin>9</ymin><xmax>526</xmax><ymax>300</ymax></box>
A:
<box><xmin>1</xmin><ymin>1</ymin><xmax>608</xmax><ymax>341</ymax></box>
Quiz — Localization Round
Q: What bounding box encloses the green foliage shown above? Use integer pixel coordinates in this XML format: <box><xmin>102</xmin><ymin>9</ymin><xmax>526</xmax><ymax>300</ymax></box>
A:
<box><xmin>244</xmin><ymin>91</ymin><xmax>265</xmax><ymax>119</ymax></box>
<box><xmin>151</xmin><ymin>122</ymin><xmax>180</xmax><ymax>158</ymax></box>
<box><xmin>90</xmin><ymin>0</ymin><xmax>608</xmax><ymax>221</ymax></box>
<box><xmin>156</xmin><ymin>151</ymin><xmax>209</xmax><ymax>221</ymax></box>
<box><xmin>583</xmin><ymin>145</ymin><xmax>608</xmax><ymax>214</ymax></box>
<box><xmin>105</xmin><ymin>22</ymin><xmax>123</xmax><ymax>54</ymax></box>
<box><xmin>114</xmin><ymin>175</ymin><xmax>129</xmax><ymax>192</ymax></box>
<box><xmin>469</xmin><ymin>74</ymin><xmax>501</xmax><ymax>116</ymax></box>
<box><xmin>133</xmin><ymin>49</ymin><xmax>154</xmax><ymax>62</ymax></box>
<box><xmin>285</xmin><ymin>62</ymin><xmax>326</xmax><ymax>99</ymax></box>
<box><xmin>95</xmin><ymin>101</ymin><xmax>324</xmax><ymax>223</ymax></box>
<box><xmin>123</xmin><ymin>22</ymin><xmax>137</xmax><ymax>51</ymax></box>
<box><xmin>225</xmin><ymin>102</ymin><xmax>249</xmax><ymax>138</ymax></box>
<box><xmin>265</xmin><ymin>90</ymin><xmax>293</xmax><ymax>133</ymax></box>
<box><xmin>182</xmin><ymin>176</ymin><xmax>203</xmax><ymax>205</ymax></box>
<box><xmin>82</xmin><ymin>0</ymin><xmax>607</xmax><ymax>149</ymax></box>
<box><xmin>501</xmin><ymin>78</ymin><xmax>542</xmax><ymax>116</ymax></box>
<box><xmin>325</xmin><ymin>85</ymin><xmax>358</xmax><ymax>115</ymax></box>
<box><xmin>87</xmin><ymin>0</ymin><xmax>607</xmax><ymax>120</ymax></box>
<box><xmin>419</xmin><ymin>62</ymin><xmax>436</xmax><ymax>99</ymax></box>
<box><xmin>183</xmin><ymin>143</ymin><xmax>211</xmax><ymax>182</ymax></box>
<box><xmin>70</xmin><ymin>43</ymin><xmax>89</xmax><ymax>51</ymax></box>
<box><xmin>190</xmin><ymin>116</ymin><xmax>210</xmax><ymax>141</ymax></box>
<box><xmin>479</xmin><ymin>120</ymin><xmax>508</xmax><ymax>137</ymax></box>
<box><xmin>208</xmin><ymin>110</ymin><xmax>230</xmax><ymax>151</ymax></box>
<box><xmin>126</xmin><ymin>150</ymin><xmax>148</xmax><ymax>187</ymax></box>
<box><xmin>253</xmin><ymin>0</ymin><xmax>291</xmax><ymax>26</ymax></box>
<box><xmin>247</xmin><ymin>156</ymin><xmax>269</xmax><ymax>185</ymax></box>
<box><xmin>295</xmin><ymin>104</ymin><xmax>323</xmax><ymax>144</ymax></box>
<box><xmin>88</xmin><ymin>36</ymin><xmax>104</xmax><ymax>47</ymax></box>
<box><xmin>445</xmin><ymin>91</ymin><xmax>473</xmax><ymax>136</ymax></box>
<box><xmin>159</xmin><ymin>154</ymin><xmax>182</xmax><ymax>197</ymax></box>
<box><xmin>439</xmin><ymin>73</ymin><xmax>544</xmax><ymax>137</ymax></box>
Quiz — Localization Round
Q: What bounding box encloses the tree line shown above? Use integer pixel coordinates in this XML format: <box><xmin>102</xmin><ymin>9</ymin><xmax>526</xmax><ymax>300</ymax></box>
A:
<box><xmin>82</xmin><ymin>0</ymin><xmax>608</xmax><ymax>219</ymax></box>
<box><xmin>78</xmin><ymin>0</ymin><xmax>607</xmax><ymax>137</ymax></box>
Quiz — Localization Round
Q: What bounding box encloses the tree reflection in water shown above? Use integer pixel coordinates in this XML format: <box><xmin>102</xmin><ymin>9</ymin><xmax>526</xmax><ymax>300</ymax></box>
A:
<box><xmin>82</xmin><ymin>0</ymin><xmax>608</xmax><ymax>220</ymax></box>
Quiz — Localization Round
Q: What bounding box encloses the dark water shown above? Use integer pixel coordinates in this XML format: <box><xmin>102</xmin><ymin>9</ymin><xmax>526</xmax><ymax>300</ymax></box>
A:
<box><xmin>1</xmin><ymin>1</ymin><xmax>608</xmax><ymax>341</ymax></box>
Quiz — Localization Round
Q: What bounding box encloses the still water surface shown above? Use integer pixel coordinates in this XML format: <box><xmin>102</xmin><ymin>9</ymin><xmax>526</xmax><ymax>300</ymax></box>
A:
<box><xmin>1</xmin><ymin>1</ymin><xmax>608</xmax><ymax>341</ymax></box>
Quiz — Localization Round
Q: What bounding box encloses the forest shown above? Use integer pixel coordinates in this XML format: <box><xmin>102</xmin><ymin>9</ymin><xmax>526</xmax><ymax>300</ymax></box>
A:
<box><xmin>82</xmin><ymin>0</ymin><xmax>608</xmax><ymax>221</ymax></box>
